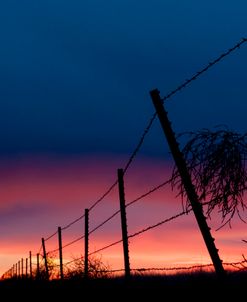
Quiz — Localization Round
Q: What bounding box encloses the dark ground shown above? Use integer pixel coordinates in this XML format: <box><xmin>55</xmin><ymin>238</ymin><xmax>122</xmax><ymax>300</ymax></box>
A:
<box><xmin>1</xmin><ymin>271</ymin><xmax>246</xmax><ymax>301</ymax></box>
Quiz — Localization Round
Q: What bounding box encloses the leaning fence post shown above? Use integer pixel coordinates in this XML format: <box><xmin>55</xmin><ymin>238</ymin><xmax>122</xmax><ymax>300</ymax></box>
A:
<box><xmin>118</xmin><ymin>168</ymin><xmax>131</xmax><ymax>278</ymax></box>
<box><xmin>58</xmin><ymin>226</ymin><xmax>64</xmax><ymax>280</ymax></box>
<box><xmin>29</xmin><ymin>251</ymin><xmax>32</xmax><ymax>279</ymax></box>
<box><xmin>150</xmin><ymin>88</ymin><xmax>225</xmax><ymax>278</ymax></box>
<box><xmin>42</xmin><ymin>238</ymin><xmax>49</xmax><ymax>280</ymax></box>
<box><xmin>84</xmin><ymin>208</ymin><xmax>89</xmax><ymax>279</ymax></box>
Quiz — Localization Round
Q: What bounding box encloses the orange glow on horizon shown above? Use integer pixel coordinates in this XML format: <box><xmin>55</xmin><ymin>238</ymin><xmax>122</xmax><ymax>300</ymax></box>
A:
<box><xmin>0</xmin><ymin>155</ymin><xmax>246</xmax><ymax>276</ymax></box>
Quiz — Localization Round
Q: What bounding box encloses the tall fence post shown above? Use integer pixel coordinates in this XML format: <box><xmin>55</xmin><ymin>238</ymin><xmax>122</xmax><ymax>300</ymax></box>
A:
<box><xmin>21</xmin><ymin>258</ymin><xmax>24</xmax><ymax>278</ymax></box>
<box><xmin>150</xmin><ymin>88</ymin><xmax>225</xmax><ymax>278</ymax></box>
<box><xmin>84</xmin><ymin>209</ymin><xmax>89</xmax><ymax>279</ymax></box>
<box><xmin>42</xmin><ymin>238</ymin><xmax>49</xmax><ymax>280</ymax></box>
<box><xmin>18</xmin><ymin>261</ymin><xmax>20</xmax><ymax>278</ymax></box>
<box><xmin>29</xmin><ymin>251</ymin><xmax>32</xmax><ymax>279</ymax></box>
<box><xmin>58</xmin><ymin>226</ymin><xmax>64</xmax><ymax>280</ymax></box>
<box><xmin>26</xmin><ymin>258</ymin><xmax>28</xmax><ymax>278</ymax></box>
<box><xmin>118</xmin><ymin>168</ymin><xmax>131</xmax><ymax>278</ymax></box>
<box><xmin>36</xmin><ymin>253</ymin><xmax>40</xmax><ymax>279</ymax></box>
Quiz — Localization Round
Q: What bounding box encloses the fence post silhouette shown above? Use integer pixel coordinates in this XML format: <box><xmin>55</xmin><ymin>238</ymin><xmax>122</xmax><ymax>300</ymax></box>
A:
<box><xmin>26</xmin><ymin>258</ymin><xmax>28</xmax><ymax>278</ymax></box>
<box><xmin>36</xmin><ymin>253</ymin><xmax>40</xmax><ymax>279</ymax></box>
<box><xmin>15</xmin><ymin>263</ymin><xmax>18</xmax><ymax>278</ymax></box>
<box><xmin>18</xmin><ymin>261</ymin><xmax>20</xmax><ymax>278</ymax></box>
<box><xmin>150</xmin><ymin>88</ymin><xmax>225</xmax><ymax>278</ymax></box>
<box><xmin>58</xmin><ymin>226</ymin><xmax>64</xmax><ymax>280</ymax></box>
<box><xmin>21</xmin><ymin>258</ymin><xmax>24</xmax><ymax>278</ymax></box>
<box><xmin>42</xmin><ymin>238</ymin><xmax>49</xmax><ymax>280</ymax></box>
<box><xmin>29</xmin><ymin>251</ymin><xmax>32</xmax><ymax>279</ymax></box>
<box><xmin>118</xmin><ymin>168</ymin><xmax>131</xmax><ymax>278</ymax></box>
<box><xmin>84</xmin><ymin>208</ymin><xmax>89</xmax><ymax>279</ymax></box>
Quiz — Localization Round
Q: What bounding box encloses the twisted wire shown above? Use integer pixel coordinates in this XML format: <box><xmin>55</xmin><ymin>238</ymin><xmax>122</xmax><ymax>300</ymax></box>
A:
<box><xmin>88</xmin><ymin>239</ymin><xmax>123</xmax><ymax>256</ymax></box>
<box><xmin>132</xmin><ymin>263</ymin><xmax>214</xmax><ymax>272</ymax></box>
<box><xmin>88</xmin><ymin>180</ymin><xmax>118</xmax><ymax>212</ymax></box>
<box><xmin>123</xmin><ymin>112</ymin><xmax>157</xmax><ymax>173</ymax></box>
<box><xmin>89</xmin><ymin>210</ymin><xmax>120</xmax><ymax>235</ymax></box>
<box><xmin>128</xmin><ymin>208</ymin><xmax>192</xmax><ymax>239</ymax></box>
<box><xmin>61</xmin><ymin>214</ymin><xmax>85</xmax><ymax>231</ymax></box>
<box><xmin>161</xmin><ymin>38</ymin><xmax>247</xmax><ymax>103</ymax></box>
<box><xmin>62</xmin><ymin>235</ymin><xmax>85</xmax><ymax>250</ymax></box>
<box><xmin>126</xmin><ymin>178</ymin><xmax>172</xmax><ymax>208</ymax></box>
<box><xmin>44</xmin><ymin>230</ymin><xmax>58</xmax><ymax>242</ymax></box>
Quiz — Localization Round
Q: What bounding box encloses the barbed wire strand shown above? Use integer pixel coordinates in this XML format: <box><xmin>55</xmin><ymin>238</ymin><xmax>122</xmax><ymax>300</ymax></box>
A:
<box><xmin>46</xmin><ymin>247</ymin><xmax>59</xmax><ymax>255</ymax></box>
<box><xmin>128</xmin><ymin>208</ymin><xmax>193</xmax><ymax>239</ymax></box>
<box><xmin>132</xmin><ymin>264</ymin><xmax>214</xmax><ymax>272</ymax></box>
<box><xmin>126</xmin><ymin>178</ymin><xmax>172</xmax><ymax>208</ymax></box>
<box><xmin>123</xmin><ymin>112</ymin><xmax>157</xmax><ymax>174</ymax></box>
<box><xmin>44</xmin><ymin>230</ymin><xmax>58</xmax><ymax>242</ymax></box>
<box><xmin>60</xmin><ymin>181</ymin><xmax>118</xmax><ymax>230</ymax></box>
<box><xmin>62</xmin><ymin>256</ymin><xmax>83</xmax><ymax>267</ymax></box>
<box><xmin>61</xmin><ymin>260</ymin><xmax>246</xmax><ymax>274</ymax></box>
<box><xmin>62</xmin><ymin>235</ymin><xmax>85</xmax><ymax>250</ymax></box>
<box><xmin>89</xmin><ymin>239</ymin><xmax>123</xmax><ymax>256</ymax></box>
<box><xmin>89</xmin><ymin>210</ymin><xmax>121</xmax><ymax>236</ymax></box>
<box><xmin>38</xmin><ymin>245</ymin><xmax>43</xmax><ymax>255</ymax></box>
<box><xmin>89</xmin><ymin>180</ymin><xmax>119</xmax><ymax>212</ymax></box>
<box><xmin>132</xmin><ymin>260</ymin><xmax>247</xmax><ymax>272</ymax></box>
<box><xmin>161</xmin><ymin>38</ymin><xmax>247</xmax><ymax>102</ymax></box>
<box><xmin>61</xmin><ymin>213</ymin><xmax>86</xmax><ymax>231</ymax></box>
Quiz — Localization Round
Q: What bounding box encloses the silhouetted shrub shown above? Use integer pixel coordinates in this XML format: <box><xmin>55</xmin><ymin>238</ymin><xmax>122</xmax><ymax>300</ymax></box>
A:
<box><xmin>171</xmin><ymin>128</ymin><xmax>247</xmax><ymax>227</ymax></box>
<box><xmin>64</xmin><ymin>255</ymin><xmax>111</xmax><ymax>279</ymax></box>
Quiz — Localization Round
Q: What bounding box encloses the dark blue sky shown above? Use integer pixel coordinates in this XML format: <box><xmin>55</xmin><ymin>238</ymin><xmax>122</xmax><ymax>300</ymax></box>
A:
<box><xmin>0</xmin><ymin>0</ymin><xmax>246</xmax><ymax>158</ymax></box>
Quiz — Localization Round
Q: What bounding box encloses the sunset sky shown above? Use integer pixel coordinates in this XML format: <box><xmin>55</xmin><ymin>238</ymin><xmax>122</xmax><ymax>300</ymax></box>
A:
<box><xmin>0</xmin><ymin>1</ymin><xmax>247</xmax><ymax>276</ymax></box>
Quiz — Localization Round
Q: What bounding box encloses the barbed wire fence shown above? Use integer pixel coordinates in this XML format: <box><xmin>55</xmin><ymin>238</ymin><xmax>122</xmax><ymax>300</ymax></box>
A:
<box><xmin>2</xmin><ymin>38</ymin><xmax>247</xmax><ymax>281</ymax></box>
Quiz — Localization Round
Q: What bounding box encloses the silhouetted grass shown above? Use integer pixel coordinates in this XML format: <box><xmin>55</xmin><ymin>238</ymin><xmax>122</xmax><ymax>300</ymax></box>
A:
<box><xmin>1</xmin><ymin>270</ymin><xmax>246</xmax><ymax>301</ymax></box>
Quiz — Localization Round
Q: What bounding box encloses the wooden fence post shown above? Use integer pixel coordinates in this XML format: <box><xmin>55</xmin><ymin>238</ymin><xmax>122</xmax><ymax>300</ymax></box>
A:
<box><xmin>42</xmin><ymin>238</ymin><xmax>49</xmax><ymax>280</ymax></box>
<box><xmin>18</xmin><ymin>261</ymin><xmax>20</xmax><ymax>278</ymax></box>
<box><xmin>150</xmin><ymin>88</ymin><xmax>225</xmax><ymax>278</ymax></box>
<box><xmin>26</xmin><ymin>258</ymin><xmax>28</xmax><ymax>278</ymax></box>
<box><xmin>84</xmin><ymin>208</ymin><xmax>89</xmax><ymax>279</ymax></box>
<box><xmin>21</xmin><ymin>258</ymin><xmax>24</xmax><ymax>278</ymax></box>
<box><xmin>29</xmin><ymin>251</ymin><xmax>32</xmax><ymax>279</ymax></box>
<box><xmin>58</xmin><ymin>226</ymin><xmax>64</xmax><ymax>280</ymax></box>
<box><xmin>118</xmin><ymin>168</ymin><xmax>131</xmax><ymax>278</ymax></box>
<box><xmin>37</xmin><ymin>253</ymin><xmax>40</xmax><ymax>279</ymax></box>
